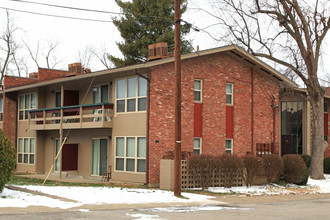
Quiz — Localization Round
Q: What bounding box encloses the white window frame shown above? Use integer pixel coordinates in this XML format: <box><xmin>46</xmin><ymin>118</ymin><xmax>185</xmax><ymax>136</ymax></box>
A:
<box><xmin>194</xmin><ymin>79</ymin><xmax>202</xmax><ymax>103</ymax></box>
<box><xmin>225</xmin><ymin>139</ymin><xmax>233</xmax><ymax>154</ymax></box>
<box><xmin>226</xmin><ymin>83</ymin><xmax>233</xmax><ymax>105</ymax></box>
<box><xmin>17</xmin><ymin>137</ymin><xmax>35</xmax><ymax>164</ymax></box>
<box><xmin>18</xmin><ymin>93</ymin><xmax>37</xmax><ymax>120</ymax></box>
<box><xmin>115</xmin><ymin>77</ymin><xmax>147</xmax><ymax>113</ymax></box>
<box><xmin>114</xmin><ymin>136</ymin><xmax>146</xmax><ymax>173</ymax></box>
<box><xmin>193</xmin><ymin>138</ymin><xmax>202</xmax><ymax>154</ymax></box>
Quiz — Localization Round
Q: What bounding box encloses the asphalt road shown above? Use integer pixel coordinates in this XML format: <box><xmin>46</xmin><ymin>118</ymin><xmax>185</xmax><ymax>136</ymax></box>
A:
<box><xmin>1</xmin><ymin>194</ymin><xmax>330</xmax><ymax>219</ymax></box>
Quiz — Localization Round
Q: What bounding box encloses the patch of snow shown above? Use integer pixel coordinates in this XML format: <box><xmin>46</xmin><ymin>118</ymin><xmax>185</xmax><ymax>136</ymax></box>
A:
<box><xmin>0</xmin><ymin>188</ymin><xmax>81</xmax><ymax>209</ymax></box>
<box><xmin>126</xmin><ymin>212</ymin><xmax>163</xmax><ymax>220</ymax></box>
<box><xmin>16</xmin><ymin>186</ymin><xmax>213</xmax><ymax>205</ymax></box>
<box><xmin>307</xmin><ymin>174</ymin><xmax>330</xmax><ymax>193</ymax></box>
<box><xmin>78</xmin><ymin>209</ymin><xmax>90</xmax><ymax>212</ymax></box>
<box><xmin>137</xmin><ymin>205</ymin><xmax>250</xmax><ymax>213</ymax></box>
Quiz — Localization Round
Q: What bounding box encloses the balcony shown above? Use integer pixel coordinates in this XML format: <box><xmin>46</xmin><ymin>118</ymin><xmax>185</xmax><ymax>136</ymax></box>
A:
<box><xmin>28</xmin><ymin>103</ymin><xmax>114</xmax><ymax>130</ymax></box>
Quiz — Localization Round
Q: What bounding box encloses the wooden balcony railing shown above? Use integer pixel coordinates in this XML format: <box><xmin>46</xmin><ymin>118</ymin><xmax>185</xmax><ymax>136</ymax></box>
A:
<box><xmin>28</xmin><ymin>103</ymin><xmax>114</xmax><ymax>130</ymax></box>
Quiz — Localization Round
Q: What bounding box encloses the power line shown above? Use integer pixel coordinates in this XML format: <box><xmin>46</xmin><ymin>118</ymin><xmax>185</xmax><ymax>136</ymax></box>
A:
<box><xmin>7</xmin><ymin>0</ymin><xmax>174</xmax><ymax>21</ymax></box>
<box><xmin>0</xmin><ymin>6</ymin><xmax>112</xmax><ymax>22</ymax></box>
<box><xmin>10</xmin><ymin>0</ymin><xmax>123</xmax><ymax>15</ymax></box>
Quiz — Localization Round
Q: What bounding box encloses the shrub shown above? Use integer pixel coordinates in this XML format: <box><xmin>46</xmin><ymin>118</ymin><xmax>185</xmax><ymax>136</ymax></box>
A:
<box><xmin>0</xmin><ymin>130</ymin><xmax>16</xmax><ymax>192</ymax></box>
<box><xmin>324</xmin><ymin>157</ymin><xmax>330</xmax><ymax>174</ymax></box>
<box><xmin>242</xmin><ymin>155</ymin><xmax>262</xmax><ymax>187</ymax></box>
<box><xmin>262</xmin><ymin>155</ymin><xmax>283</xmax><ymax>184</ymax></box>
<box><xmin>300</xmin><ymin>154</ymin><xmax>311</xmax><ymax>169</ymax></box>
<box><xmin>283</xmin><ymin>154</ymin><xmax>307</xmax><ymax>185</ymax></box>
<box><xmin>217</xmin><ymin>154</ymin><xmax>243</xmax><ymax>188</ymax></box>
<box><xmin>187</xmin><ymin>154</ymin><xmax>218</xmax><ymax>190</ymax></box>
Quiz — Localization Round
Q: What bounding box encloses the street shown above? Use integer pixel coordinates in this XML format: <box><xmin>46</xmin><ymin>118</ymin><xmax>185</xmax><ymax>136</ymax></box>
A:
<box><xmin>1</xmin><ymin>193</ymin><xmax>329</xmax><ymax>220</ymax></box>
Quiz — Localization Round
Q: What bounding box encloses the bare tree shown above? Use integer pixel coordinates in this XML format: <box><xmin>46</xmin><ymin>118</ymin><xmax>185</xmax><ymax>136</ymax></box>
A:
<box><xmin>198</xmin><ymin>0</ymin><xmax>330</xmax><ymax>179</ymax></box>
<box><xmin>0</xmin><ymin>11</ymin><xmax>26</xmax><ymax>83</ymax></box>
<box><xmin>76</xmin><ymin>46</ymin><xmax>94</xmax><ymax>70</ymax></box>
<box><xmin>24</xmin><ymin>39</ymin><xmax>61</xmax><ymax>69</ymax></box>
<box><xmin>93</xmin><ymin>46</ymin><xmax>113</xmax><ymax>69</ymax></box>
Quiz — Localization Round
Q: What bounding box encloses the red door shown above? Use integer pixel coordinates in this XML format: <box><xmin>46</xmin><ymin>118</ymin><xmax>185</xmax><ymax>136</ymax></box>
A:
<box><xmin>281</xmin><ymin>135</ymin><xmax>292</xmax><ymax>156</ymax></box>
<box><xmin>62</xmin><ymin>144</ymin><xmax>78</xmax><ymax>171</ymax></box>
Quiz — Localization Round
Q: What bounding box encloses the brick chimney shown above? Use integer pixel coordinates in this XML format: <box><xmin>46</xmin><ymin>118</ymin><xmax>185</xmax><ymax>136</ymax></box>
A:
<box><xmin>68</xmin><ymin>63</ymin><xmax>83</xmax><ymax>76</ymax></box>
<box><xmin>148</xmin><ymin>42</ymin><xmax>172</xmax><ymax>61</ymax></box>
<box><xmin>29</xmin><ymin>72</ymin><xmax>39</xmax><ymax>79</ymax></box>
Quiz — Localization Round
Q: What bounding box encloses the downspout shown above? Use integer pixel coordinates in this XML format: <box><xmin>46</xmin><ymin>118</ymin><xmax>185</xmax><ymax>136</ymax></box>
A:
<box><xmin>251</xmin><ymin>68</ymin><xmax>254</xmax><ymax>153</ymax></box>
<box><xmin>135</xmin><ymin>69</ymin><xmax>150</xmax><ymax>186</ymax></box>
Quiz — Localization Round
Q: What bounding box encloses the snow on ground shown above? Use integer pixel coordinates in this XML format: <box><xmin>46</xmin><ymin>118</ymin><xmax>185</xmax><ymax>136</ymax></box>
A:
<box><xmin>0</xmin><ymin>188</ymin><xmax>81</xmax><ymax>209</ymax></box>
<box><xmin>18</xmin><ymin>186</ymin><xmax>213</xmax><ymax>205</ymax></box>
<box><xmin>0</xmin><ymin>174</ymin><xmax>329</xmax><ymax>209</ymax></box>
<box><xmin>207</xmin><ymin>174</ymin><xmax>330</xmax><ymax>196</ymax></box>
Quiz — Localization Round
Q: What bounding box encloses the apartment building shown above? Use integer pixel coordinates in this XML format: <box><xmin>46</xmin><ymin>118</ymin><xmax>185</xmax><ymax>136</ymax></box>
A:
<box><xmin>0</xmin><ymin>44</ymin><xmax>328</xmax><ymax>186</ymax></box>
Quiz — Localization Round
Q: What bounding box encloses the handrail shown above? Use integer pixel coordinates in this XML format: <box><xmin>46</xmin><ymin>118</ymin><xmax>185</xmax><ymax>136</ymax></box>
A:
<box><xmin>28</xmin><ymin>102</ymin><xmax>114</xmax><ymax>113</ymax></box>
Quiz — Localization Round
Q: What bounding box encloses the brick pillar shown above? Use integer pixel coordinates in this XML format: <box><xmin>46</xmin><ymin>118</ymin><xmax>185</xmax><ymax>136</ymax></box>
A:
<box><xmin>3</xmin><ymin>93</ymin><xmax>17</xmax><ymax>148</ymax></box>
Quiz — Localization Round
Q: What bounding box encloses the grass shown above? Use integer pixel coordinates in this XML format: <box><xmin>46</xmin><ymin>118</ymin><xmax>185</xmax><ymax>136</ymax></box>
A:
<box><xmin>7</xmin><ymin>175</ymin><xmax>150</xmax><ymax>189</ymax></box>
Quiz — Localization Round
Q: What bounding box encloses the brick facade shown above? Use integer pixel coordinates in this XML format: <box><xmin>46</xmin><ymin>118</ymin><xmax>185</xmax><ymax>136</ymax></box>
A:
<box><xmin>2</xmin><ymin>94</ymin><xmax>17</xmax><ymax>147</ymax></box>
<box><xmin>148</xmin><ymin>53</ymin><xmax>279</xmax><ymax>184</ymax></box>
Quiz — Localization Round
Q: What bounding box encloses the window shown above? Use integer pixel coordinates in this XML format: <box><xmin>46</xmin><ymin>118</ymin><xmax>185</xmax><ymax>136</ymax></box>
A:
<box><xmin>17</xmin><ymin>137</ymin><xmax>35</xmax><ymax>164</ymax></box>
<box><xmin>325</xmin><ymin>102</ymin><xmax>328</xmax><ymax>113</ymax></box>
<box><xmin>226</xmin><ymin>83</ymin><xmax>233</xmax><ymax>105</ymax></box>
<box><xmin>225</xmin><ymin>139</ymin><xmax>233</xmax><ymax>154</ymax></box>
<box><xmin>115</xmin><ymin>137</ymin><xmax>146</xmax><ymax>173</ymax></box>
<box><xmin>0</xmin><ymin>98</ymin><xmax>3</xmax><ymax>121</ymax></box>
<box><xmin>194</xmin><ymin>79</ymin><xmax>202</xmax><ymax>102</ymax></box>
<box><xmin>193</xmin><ymin>138</ymin><xmax>201</xmax><ymax>154</ymax></box>
<box><xmin>18</xmin><ymin>93</ymin><xmax>36</xmax><ymax>120</ymax></box>
<box><xmin>93</xmin><ymin>84</ymin><xmax>109</xmax><ymax>103</ymax></box>
<box><xmin>116</xmin><ymin>77</ymin><xmax>147</xmax><ymax>113</ymax></box>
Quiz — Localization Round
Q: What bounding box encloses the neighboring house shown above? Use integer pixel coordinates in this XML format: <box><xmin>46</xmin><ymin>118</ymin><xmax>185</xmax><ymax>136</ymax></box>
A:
<box><xmin>0</xmin><ymin>44</ymin><xmax>327</xmax><ymax>187</ymax></box>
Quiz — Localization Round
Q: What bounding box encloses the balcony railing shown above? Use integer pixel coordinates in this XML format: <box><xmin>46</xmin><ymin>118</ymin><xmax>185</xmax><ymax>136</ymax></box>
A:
<box><xmin>28</xmin><ymin>103</ymin><xmax>113</xmax><ymax>130</ymax></box>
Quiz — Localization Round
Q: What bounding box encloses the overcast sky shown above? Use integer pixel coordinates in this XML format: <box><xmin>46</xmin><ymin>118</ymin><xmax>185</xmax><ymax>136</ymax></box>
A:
<box><xmin>0</xmin><ymin>0</ymin><xmax>329</xmax><ymax>85</ymax></box>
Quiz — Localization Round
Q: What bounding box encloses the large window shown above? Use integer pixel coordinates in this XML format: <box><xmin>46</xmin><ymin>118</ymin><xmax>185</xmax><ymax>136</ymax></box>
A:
<box><xmin>193</xmin><ymin>138</ymin><xmax>202</xmax><ymax>154</ymax></box>
<box><xmin>194</xmin><ymin>79</ymin><xmax>202</xmax><ymax>102</ymax></box>
<box><xmin>116</xmin><ymin>77</ymin><xmax>147</xmax><ymax>113</ymax></box>
<box><xmin>17</xmin><ymin>137</ymin><xmax>35</xmax><ymax>164</ymax></box>
<box><xmin>18</xmin><ymin>93</ymin><xmax>36</xmax><ymax>120</ymax></box>
<box><xmin>226</xmin><ymin>83</ymin><xmax>233</xmax><ymax>105</ymax></box>
<box><xmin>225</xmin><ymin>139</ymin><xmax>233</xmax><ymax>154</ymax></box>
<box><xmin>93</xmin><ymin>84</ymin><xmax>109</xmax><ymax>103</ymax></box>
<box><xmin>0</xmin><ymin>98</ymin><xmax>3</xmax><ymax>121</ymax></box>
<box><xmin>115</xmin><ymin>137</ymin><xmax>146</xmax><ymax>173</ymax></box>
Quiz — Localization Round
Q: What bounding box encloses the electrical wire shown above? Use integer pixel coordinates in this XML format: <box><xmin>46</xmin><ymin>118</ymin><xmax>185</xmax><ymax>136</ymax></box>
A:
<box><xmin>0</xmin><ymin>6</ymin><xmax>113</xmax><ymax>22</ymax></box>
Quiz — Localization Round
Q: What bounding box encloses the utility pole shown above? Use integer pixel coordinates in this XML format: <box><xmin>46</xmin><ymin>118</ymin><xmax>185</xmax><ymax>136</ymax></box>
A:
<box><xmin>174</xmin><ymin>0</ymin><xmax>182</xmax><ymax>197</ymax></box>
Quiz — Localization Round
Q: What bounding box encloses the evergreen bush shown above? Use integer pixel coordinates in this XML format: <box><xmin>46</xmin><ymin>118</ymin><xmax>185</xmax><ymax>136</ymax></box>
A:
<box><xmin>0</xmin><ymin>130</ymin><xmax>16</xmax><ymax>192</ymax></box>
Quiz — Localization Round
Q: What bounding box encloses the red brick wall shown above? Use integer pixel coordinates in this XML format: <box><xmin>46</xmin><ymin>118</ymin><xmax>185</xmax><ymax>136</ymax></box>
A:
<box><xmin>2</xmin><ymin>94</ymin><xmax>17</xmax><ymax>147</ymax></box>
<box><xmin>38</xmin><ymin>68</ymin><xmax>69</xmax><ymax>80</ymax></box>
<box><xmin>148</xmin><ymin>53</ymin><xmax>280</xmax><ymax>184</ymax></box>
